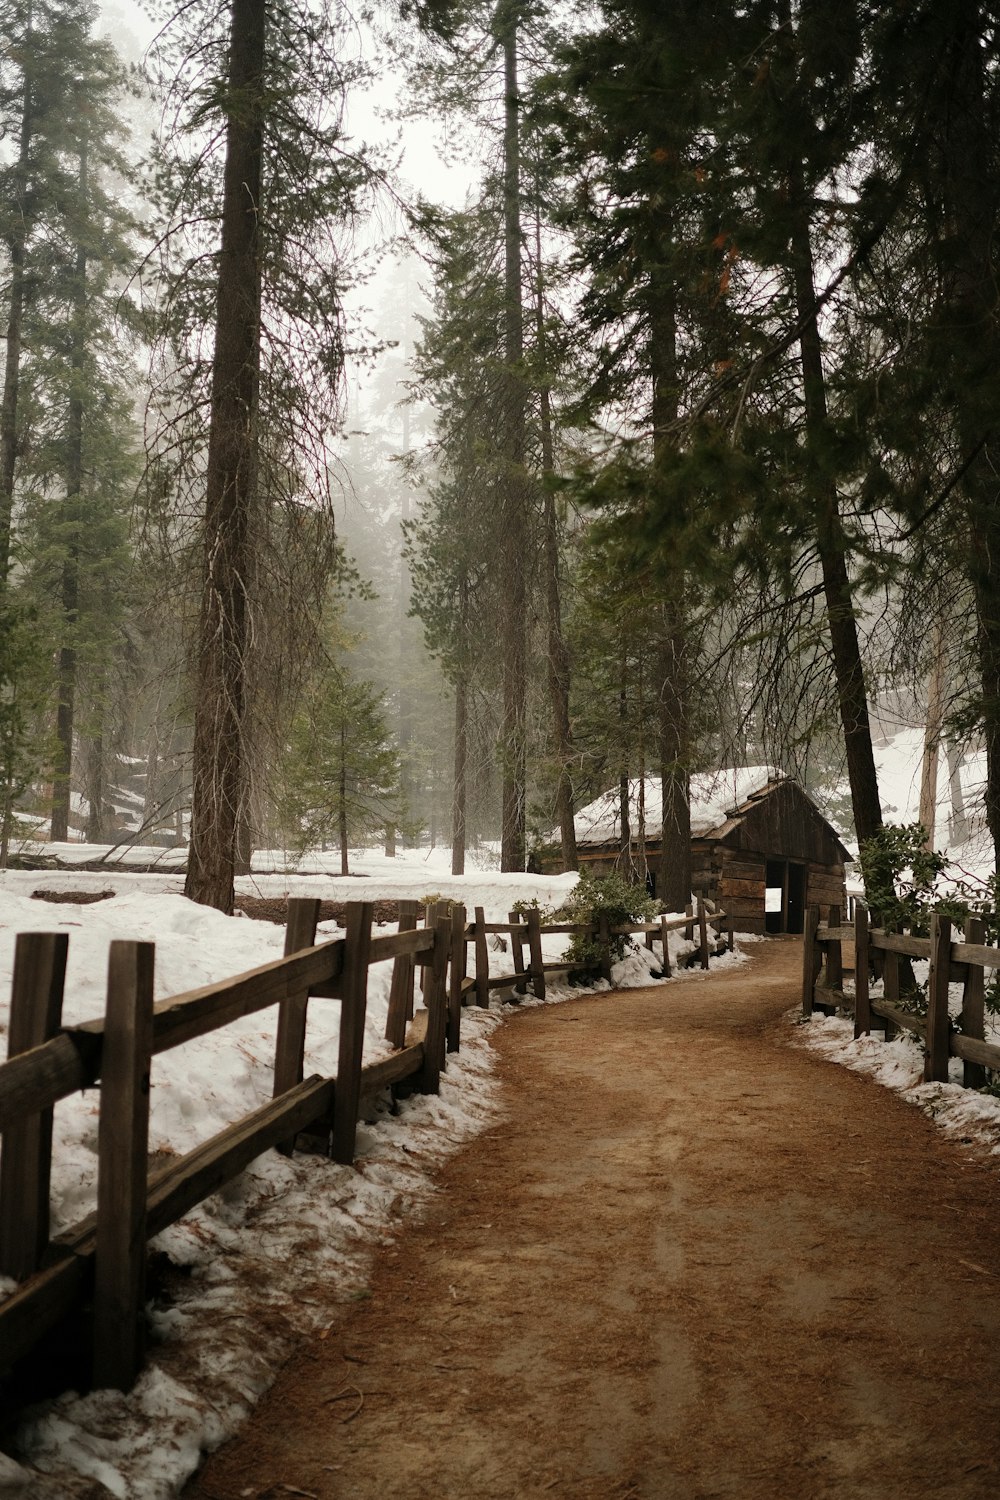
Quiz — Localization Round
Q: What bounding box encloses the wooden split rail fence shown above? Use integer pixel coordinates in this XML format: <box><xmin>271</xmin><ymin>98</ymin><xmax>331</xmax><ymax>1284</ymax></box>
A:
<box><xmin>802</xmin><ymin>901</ymin><xmax>1000</xmax><ymax>1090</ymax></box>
<box><xmin>0</xmin><ymin>893</ymin><xmax>730</xmax><ymax>1395</ymax></box>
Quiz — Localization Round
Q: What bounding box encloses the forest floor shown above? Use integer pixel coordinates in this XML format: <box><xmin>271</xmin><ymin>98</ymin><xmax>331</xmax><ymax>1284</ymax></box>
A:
<box><xmin>183</xmin><ymin>939</ymin><xmax>1000</xmax><ymax>1500</ymax></box>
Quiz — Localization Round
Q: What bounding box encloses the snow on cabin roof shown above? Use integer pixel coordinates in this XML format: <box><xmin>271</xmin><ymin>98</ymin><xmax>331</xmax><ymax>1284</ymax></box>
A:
<box><xmin>572</xmin><ymin>767</ymin><xmax>784</xmax><ymax>847</ymax></box>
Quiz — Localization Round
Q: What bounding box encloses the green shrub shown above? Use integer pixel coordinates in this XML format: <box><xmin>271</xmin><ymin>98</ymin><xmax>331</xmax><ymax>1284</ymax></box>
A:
<box><xmin>553</xmin><ymin>870</ymin><xmax>659</xmax><ymax>969</ymax></box>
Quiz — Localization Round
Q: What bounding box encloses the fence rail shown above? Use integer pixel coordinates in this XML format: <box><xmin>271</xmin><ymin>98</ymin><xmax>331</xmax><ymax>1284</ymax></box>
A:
<box><xmin>0</xmin><ymin>893</ymin><xmax>730</xmax><ymax>1394</ymax></box>
<box><xmin>802</xmin><ymin>902</ymin><xmax>1000</xmax><ymax>1091</ymax></box>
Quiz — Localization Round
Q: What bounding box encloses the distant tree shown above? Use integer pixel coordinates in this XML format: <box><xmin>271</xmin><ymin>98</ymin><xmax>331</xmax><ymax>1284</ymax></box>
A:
<box><xmin>0</xmin><ymin>0</ymin><xmax>99</xmax><ymax>583</ymax></box>
<box><xmin>279</xmin><ymin>669</ymin><xmax>401</xmax><ymax>875</ymax></box>
<box><xmin>0</xmin><ymin>3</ymin><xmax>142</xmax><ymax>842</ymax></box>
<box><xmin>0</xmin><ymin>595</ymin><xmax>53</xmax><ymax>866</ymax></box>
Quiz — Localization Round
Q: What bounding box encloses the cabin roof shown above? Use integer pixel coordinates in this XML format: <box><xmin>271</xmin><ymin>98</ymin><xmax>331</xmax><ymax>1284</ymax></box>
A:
<box><xmin>571</xmin><ymin>770</ymin><xmax>852</xmax><ymax>865</ymax></box>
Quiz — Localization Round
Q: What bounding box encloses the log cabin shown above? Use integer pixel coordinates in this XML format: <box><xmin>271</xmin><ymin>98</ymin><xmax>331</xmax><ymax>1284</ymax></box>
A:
<box><xmin>545</xmin><ymin>770</ymin><xmax>850</xmax><ymax>934</ymax></box>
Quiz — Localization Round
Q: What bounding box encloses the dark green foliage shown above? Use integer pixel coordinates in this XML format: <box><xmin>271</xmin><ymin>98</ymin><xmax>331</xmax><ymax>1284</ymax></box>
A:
<box><xmin>278</xmin><ymin>669</ymin><xmax>402</xmax><ymax>864</ymax></box>
<box><xmin>0</xmin><ymin>594</ymin><xmax>54</xmax><ymax>864</ymax></box>
<box><xmin>553</xmin><ymin>869</ymin><xmax>658</xmax><ymax>968</ymax></box>
<box><xmin>858</xmin><ymin>822</ymin><xmax>1000</xmax><ymax>939</ymax></box>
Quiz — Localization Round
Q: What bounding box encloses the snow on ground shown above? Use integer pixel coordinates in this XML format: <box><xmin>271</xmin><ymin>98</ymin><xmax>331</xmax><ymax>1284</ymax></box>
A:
<box><xmin>793</xmin><ymin>962</ymin><xmax>1000</xmax><ymax>1158</ymax></box>
<box><xmin>0</xmin><ymin>856</ymin><xmax>744</xmax><ymax>1499</ymax></box>
<box><xmin>840</xmin><ymin>727</ymin><xmax>995</xmax><ymax>881</ymax></box>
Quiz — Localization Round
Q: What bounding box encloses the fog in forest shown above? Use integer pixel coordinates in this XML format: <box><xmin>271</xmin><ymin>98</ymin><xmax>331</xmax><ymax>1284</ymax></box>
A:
<box><xmin>1</xmin><ymin>0</ymin><xmax>996</xmax><ymax>904</ymax></box>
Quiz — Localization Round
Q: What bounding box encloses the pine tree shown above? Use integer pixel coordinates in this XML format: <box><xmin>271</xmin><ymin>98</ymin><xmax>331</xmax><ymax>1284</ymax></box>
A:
<box><xmin>147</xmin><ymin>0</ymin><xmax>381</xmax><ymax>909</ymax></box>
<box><xmin>279</xmin><ymin>669</ymin><xmax>401</xmax><ymax>875</ymax></box>
<box><xmin>848</xmin><ymin>2</ymin><xmax>1000</xmax><ymax>863</ymax></box>
<box><xmin>0</xmin><ymin>2</ymin><xmax>142</xmax><ymax>843</ymax></box>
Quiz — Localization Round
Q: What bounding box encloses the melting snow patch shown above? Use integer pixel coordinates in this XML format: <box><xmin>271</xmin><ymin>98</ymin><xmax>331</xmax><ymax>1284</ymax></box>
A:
<box><xmin>794</xmin><ymin>1011</ymin><xmax>1000</xmax><ymax>1153</ymax></box>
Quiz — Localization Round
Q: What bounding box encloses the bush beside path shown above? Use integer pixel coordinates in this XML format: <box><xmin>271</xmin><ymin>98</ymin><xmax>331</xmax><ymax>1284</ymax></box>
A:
<box><xmin>185</xmin><ymin>939</ymin><xmax>1000</xmax><ymax>1500</ymax></box>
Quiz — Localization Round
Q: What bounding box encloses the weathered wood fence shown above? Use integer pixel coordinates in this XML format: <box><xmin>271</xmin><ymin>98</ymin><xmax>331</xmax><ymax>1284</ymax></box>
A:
<box><xmin>802</xmin><ymin>901</ymin><xmax>999</xmax><ymax>1089</ymax></box>
<box><xmin>0</xmin><ymin>894</ymin><xmax>729</xmax><ymax>1395</ymax></box>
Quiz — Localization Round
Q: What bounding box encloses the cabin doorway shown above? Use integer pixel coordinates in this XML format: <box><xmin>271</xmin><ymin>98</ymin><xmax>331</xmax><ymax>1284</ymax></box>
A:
<box><xmin>764</xmin><ymin>859</ymin><xmax>806</xmax><ymax>934</ymax></box>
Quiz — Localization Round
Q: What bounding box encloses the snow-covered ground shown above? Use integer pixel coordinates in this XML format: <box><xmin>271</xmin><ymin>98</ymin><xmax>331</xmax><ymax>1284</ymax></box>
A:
<box><xmin>0</xmin><ymin>854</ymin><xmax>742</xmax><ymax>1499</ymax></box>
<box><xmin>795</xmin><ymin>961</ymin><xmax>1000</xmax><ymax>1160</ymax></box>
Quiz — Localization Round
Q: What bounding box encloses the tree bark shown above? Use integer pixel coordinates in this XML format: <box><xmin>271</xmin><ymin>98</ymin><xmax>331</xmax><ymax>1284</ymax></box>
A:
<box><xmin>50</xmin><ymin>132</ymin><xmax>88</xmax><ymax>845</ymax></box>
<box><xmin>649</xmin><ymin>225</ymin><xmax>691</xmax><ymax>911</ymax></box>
<box><xmin>452</xmin><ymin>672</ymin><xmax>468</xmax><ymax>877</ymax></box>
<box><xmin>338</xmin><ymin>719</ymin><xmax>349</xmax><ymax>876</ymax></box>
<box><xmin>534</xmin><ymin>194</ymin><xmax>577</xmax><ymax>870</ymax></box>
<box><xmin>498</xmin><ymin>10</ymin><xmax>527</xmax><ymax>873</ymax></box>
<box><xmin>919</xmin><ymin>621</ymin><xmax>945</xmax><ymax>850</ymax></box>
<box><xmin>184</xmin><ymin>0</ymin><xmax>266</xmax><ymax>911</ymax></box>
<box><xmin>788</xmin><ymin>169</ymin><xmax>883</xmax><ymax>849</ymax></box>
<box><xmin>657</xmin><ymin>615</ymin><xmax>691</xmax><ymax>911</ymax></box>
<box><xmin>85</xmin><ymin>723</ymin><xmax>106</xmax><ymax>845</ymax></box>
<box><xmin>451</xmin><ymin>571</ymin><xmax>469</xmax><ymax>876</ymax></box>
<box><xmin>618</xmin><ymin>661</ymin><xmax>631</xmax><ymax>867</ymax></box>
<box><xmin>934</xmin><ymin>3</ymin><xmax>1000</xmax><ymax>870</ymax></box>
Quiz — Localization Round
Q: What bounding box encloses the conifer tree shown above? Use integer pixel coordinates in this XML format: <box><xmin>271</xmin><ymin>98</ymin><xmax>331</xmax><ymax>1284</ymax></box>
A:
<box><xmin>1</xmin><ymin>2</ymin><xmax>142</xmax><ymax>842</ymax></box>
<box><xmin>147</xmin><ymin>0</ymin><xmax>380</xmax><ymax>909</ymax></box>
<box><xmin>280</xmin><ymin>668</ymin><xmax>400</xmax><ymax>874</ymax></box>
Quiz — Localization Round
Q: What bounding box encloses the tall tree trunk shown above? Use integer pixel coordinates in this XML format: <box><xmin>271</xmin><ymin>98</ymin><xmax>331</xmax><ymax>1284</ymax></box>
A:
<box><xmin>143</xmin><ymin>716</ymin><xmax>160</xmax><ymax>827</ymax></box>
<box><xmin>0</xmin><ymin>27</ymin><xmax>32</xmax><ymax>585</ymax></box>
<box><xmin>51</xmin><ymin>133</ymin><xmax>88</xmax><ymax>845</ymax></box>
<box><xmin>919</xmin><ymin>621</ymin><xmax>946</xmax><ymax>850</ymax></box>
<box><xmin>85</xmin><ymin>721</ymin><xmax>106</xmax><ymax>844</ymax></box>
<box><xmin>184</xmin><ymin>0</ymin><xmax>266</xmax><ymax>912</ymax></box>
<box><xmin>935</xmin><ymin>3</ymin><xmax>1000</xmax><ymax>870</ymax></box>
<box><xmin>498</xmin><ymin>10</ymin><xmax>527</xmax><ymax>873</ymax></box>
<box><xmin>947</xmin><ymin>739</ymin><xmax>968</xmax><ymax>845</ymax></box>
<box><xmin>452</xmin><ymin>667</ymin><xmax>468</xmax><ymax>876</ymax></box>
<box><xmin>649</xmin><ymin>229</ymin><xmax>691</xmax><ymax>912</ymax></box>
<box><xmin>339</xmin><ymin>719</ymin><xmax>349</xmax><ymax>876</ymax></box>
<box><xmin>534</xmin><ymin>194</ymin><xmax>577</xmax><ymax>870</ymax></box>
<box><xmin>618</xmin><ymin>659</ymin><xmax>630</xmax><ymax>868</ymax></box>
<box><xmin>451</xmin><ymin>572</ymin><xmax>469</xmax><ymax>876</ymax></box>
<box><xmin>388</xmin><ymin>400</ymin><xmax>412</xmax><ymax>857</ymax></box>
<box><xmin>657</xmin><ymin>615</ymin><xmax>691</xmax><ymax>911</ymax></box>
<box><xmin>788</xmin><ymin>173</ymin><xmax>883</xmax><ymax>850</ymax></box>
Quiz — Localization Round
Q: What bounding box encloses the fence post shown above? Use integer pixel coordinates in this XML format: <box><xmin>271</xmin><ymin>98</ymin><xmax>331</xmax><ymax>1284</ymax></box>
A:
<box><xmin>924</xmin><ymin>913</ymin><xmax>953</xmax><ymax>1084</ymax></box>
<box><xmin>0</xmin><ymin>932</ymin><xmax>69</xmax><ymax>1282</ymax></box>
<box><xmin>526</xmin><ymin>908</ymin><xmax>546</xmax><ymax>1000</ymax></box>
<box><xmin>826</xmin><ymin>904</ymin><xmax>844</xmax><ymax>991</ymax></box>
<box><xmin>853</xmin><ymin>902</ymin><xmax>871</xmax><ymax>1039</ymax></box>
<box><xmin>474</xmin><ymin>906</ymin><xmax>490</xmax><ymax>1008</ymax></box>
<box><xmin>801</xmin><ymin>906</ymin><xmax>821</xmax><ymax>1017</ymax></box>
<box><xmin>509</xmin><ymin>911</ymin><xmax>527</xmax><ymax>998</ymax></box>
<box><xmin>685</xmin><ymin>902</ymin><xmax>694</xmax><ymax>942</ymax></box>
<box><xmin>385</xmin><ymin>900</ymin><xmax>419</xmax><ymax>1048</ymax></box>
<box><xmin>882</xmin><ymin>940</ymin><xmax>900</xmax><ymax>1039</ymax></box>
<box><xmin>727</xmin><ymin>916</ymin><xmax>735</xmax><ymax>952</ymax></box>
<box><xmin>93</xmin><ymin>941</ymin><xmax>155</xmax><ymax>1393</ymax></box>
<box><xmin>421</xmin><ymin>900</ymin><xmax>439</xmax><ymax>1001</ymax></box>
<box><xmin>331</xmin><ymin>902</ymin><xmax>374</xmax><ymax>1166</ymax></box>
<box><xmin>272</xmin><ymin>898</ymin><xmax>322</xmax><ymax>1154</ymax></box>
<box><xmin>659</xmin><ymin>915</ymin><xmax>672</xmax><ymax>978</ymax></box>
<box><xmin>598</xmin><ymin>915</ymin><xmax>613</xmax><ymax>984</ymax></box>
<box><xmin>417</xmin><ymin>918</ymin><xmax>451</xmax><ymax>1094</ymax></box>
<box><xmin>447</xmin><ymin>904</ymin><xmax>466</xmax><ymax>1054</ymax></box>
<box><xmin>697</xmin><ymin>897</ymin><xmax>710</xmax><ymax>970</ymax></box>
<box><xmin>961</xmin><ymin>915</ymin><xmax>987</xmax><ymax>1089</ymax></box>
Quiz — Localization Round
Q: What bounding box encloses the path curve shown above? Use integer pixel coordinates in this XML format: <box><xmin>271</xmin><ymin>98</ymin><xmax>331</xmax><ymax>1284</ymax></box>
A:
<box><xmin>185</xmin><ymin>939</ymin><xmax>1000</xmax><ymax>1500</ymax></box>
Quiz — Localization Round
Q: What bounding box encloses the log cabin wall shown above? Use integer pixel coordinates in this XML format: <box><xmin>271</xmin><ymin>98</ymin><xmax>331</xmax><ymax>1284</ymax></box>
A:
<box><xmin>554</xmin><ymin>780</ymin><xmax>849</xmax><ymax>933</ymax></box>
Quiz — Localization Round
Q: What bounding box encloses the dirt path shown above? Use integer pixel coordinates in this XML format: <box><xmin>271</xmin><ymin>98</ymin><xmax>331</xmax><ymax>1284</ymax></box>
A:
<box><xmin>185</xmin><ymin>940</ymin><xmax>1000</xmax><ymax>1500</ymax></box>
